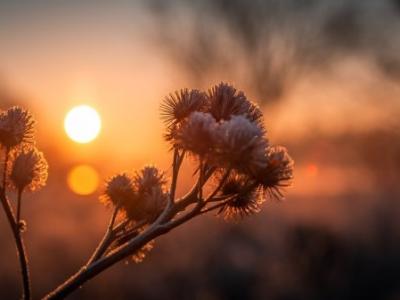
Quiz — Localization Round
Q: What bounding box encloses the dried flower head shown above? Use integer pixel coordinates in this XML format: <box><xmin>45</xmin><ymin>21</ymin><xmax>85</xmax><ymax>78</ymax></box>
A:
<box><xmin>8</xmin><ymin>146</ymin><xmax>48</xmax><ymax>192</ymax></box>
<box><xmin>207</xmin><ymin>83</ymin><xmax>264</xmax><ymax>127</ymax></box>
<box><xmin>253</xmin><ymin>146</ymin><xmax>294</xmax><ymax>200</ymax></box>
<box><xmin>0</xmin><ymin>106</ymin><xmax>35</xmax><ymax>148</ymax></box>
<box><xmin>174</xmin><ymin>112</ymin><xmax>218</xmax><ymax>157</ymax></box>
<box><xmin>161</xmin><ymin>89</ymin><xmax>207</xmax><ymax>127</ymax></box>
<box><xmin>125</xmin><ymin>166</ymin><xmax>168</xmax><ymax>223</ymax></box>
<box><xmin>215</xmin><ymin>115</ymin><xmax>268</xmax><ymax>174</ymax></box>
<box><xmin>100</xmin><ymin>173</ymin><xmax>136</xmax><ymax>208</ymax></box>
<box><xmin>218</xmin><ymin>173</ymin><xmax>263</xmax><ymax>220</ymax></box>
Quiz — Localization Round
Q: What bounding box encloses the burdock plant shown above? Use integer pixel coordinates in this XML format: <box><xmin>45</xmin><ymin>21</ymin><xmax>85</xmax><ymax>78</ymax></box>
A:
<box><xmin>0</xmin><ymin>83</ymin><xmax>294</xmax><ymax>300</ymax></box>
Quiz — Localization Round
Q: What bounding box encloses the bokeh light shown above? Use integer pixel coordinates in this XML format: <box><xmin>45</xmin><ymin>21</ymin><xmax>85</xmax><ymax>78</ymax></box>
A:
<box><xmin>64</xmin><ymin>105</ymin><xmax>102</xmax><ymax>144</ymax></box>
<box><xmin>67</xmin><ymin>165</ymin><xmax>100</xmax><ymax>196</ymax></box>
<box><xmin>306</xmin><ymin>164</ymin><xmax>319</xmax><ymax>178</ymax></box>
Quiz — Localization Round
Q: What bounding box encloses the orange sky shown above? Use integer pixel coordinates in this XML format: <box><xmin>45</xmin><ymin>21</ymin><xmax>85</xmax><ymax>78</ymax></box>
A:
<box><xmin>1</xmin><ymin>1</ymin><xmax>400</xmax><ymax>198</ymax></box>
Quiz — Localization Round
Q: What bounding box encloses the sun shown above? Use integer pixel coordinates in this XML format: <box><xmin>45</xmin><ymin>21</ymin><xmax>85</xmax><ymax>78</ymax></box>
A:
<box><xmin>64</xmin><ymin>105</ymin><xmax>102</xmax><ymax>143</ymax></box>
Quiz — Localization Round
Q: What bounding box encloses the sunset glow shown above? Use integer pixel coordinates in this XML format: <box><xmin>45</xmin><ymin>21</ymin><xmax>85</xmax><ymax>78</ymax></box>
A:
<box><xmin>64</xmin><ymin>105</ymin><xmax>102</xmax><ymax>144</ymax></box>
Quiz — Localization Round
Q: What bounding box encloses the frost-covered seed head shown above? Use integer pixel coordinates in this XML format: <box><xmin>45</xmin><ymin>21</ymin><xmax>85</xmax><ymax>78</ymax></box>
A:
<box><xmin>162</xmin><ymin>89</ymin><xmax>207</xmax><ymax>143</ymax></box>
<box><xmin>101</xmin><ymin>173</ymin><xmax>136</xmax><ymax>207</ymax></box>
<box><xmin>207</xmin><ymin>82</ymin><xmax>264</xmax><ymax>127</ymax></box>
<box><xmin>218</xmin><ymin>173</ymin><xmax>263</xmax><ymax>220</ymax></box>
<box><xmin>161</xmin><ymin>89</ymin><xmax>207</xmax><ymax>127</ymax></box>
<box><xmin>174</xmin><ymin>112</ymin><xmax>218</xmax><ymax>157</ymax></box>
<box><xmin>134</xmin><ymin>166</ymin><xmax>167</xmax><ymax>194</ymax></box>
<box><xmin>126</xmin><ymin>166</ymin><xmax>167</xmax><ymax>223</ymax></box>
<box><xmin>253</xmin><ymin>146</ymin><xmax>294</xmax><ymax>200</ymax></box>
<box><xmin>215</xmin><ymin>115</ymin><xmax>268</xmax><ymax>174</ymax></box>
<box><xmin>8</xmin><ymin>146</ymin><xmax>48</xmax><ymax>192</ymax></box>
<box><xmin>0</xmin><ymin>107</ymin><xmax>35</xmax><ymax>148</ymax></box>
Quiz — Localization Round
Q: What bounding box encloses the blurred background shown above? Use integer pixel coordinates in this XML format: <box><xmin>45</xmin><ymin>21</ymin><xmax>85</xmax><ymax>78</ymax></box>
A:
<box><xmin>1</xmin><ymin>0</ymin><xmax>400</xmax><ymax>299</ymax></box>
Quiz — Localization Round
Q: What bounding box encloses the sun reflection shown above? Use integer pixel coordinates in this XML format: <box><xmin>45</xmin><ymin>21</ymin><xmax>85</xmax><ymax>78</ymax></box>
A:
<box><xmin>67</xmin><ymin>165</ymin><xmax>100</xmax><ymax>196</ymax></box>
<box><xmin>64</xmin><ymin>105</ymin><xmax>102</xmax><ymax>144</ymax></box>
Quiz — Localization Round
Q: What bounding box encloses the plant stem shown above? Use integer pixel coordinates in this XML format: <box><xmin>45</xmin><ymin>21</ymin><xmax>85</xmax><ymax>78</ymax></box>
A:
<box><xmin>0</xmin><ymin>193</ymin><xmax>31</xmax><ymax>300</ymax></box>
<box><xmin>44</xmin><ymin>180</ymin><xmax>212</xmax><ymax>300</ymax></box>
<box><xmin>198</xmin><ymin>160</ymin><xmax>204</xmax><ymax>200</ymax></box>
<box><xmin>169</xmin><ymin>148</ymin><xmax>180</xmax><ymax>205</ymax></box>
<box><xmin>44</xmin><ymin>203</ymin><xmax>210</xmax><ymax>300</ymax></box>
<box><xmin>205</xmin><ymin>169</ymin><xmax>232</xmax><ymax>202</ymax></box>
<box><xmin>44</xmin><ymin>162</ymin><xmax>218</xmax><ymax>300</ymax></box>
<box><xmin>2</xmin><ymin>147</ymin><xmax>9</xmax><ymax>190</ymax></box>
<box><xmin>43</xmin><ymin>224</ymin><xmax>162</xmax><ymax>300</ymax></box>
<box><xmin>87</xmin><ymin>207</ymin><xmax>119</xmax><ymax>265</ymax></box>
<box><xmin>173</xmin><ymin>166</ymin><xmax>215</xmax><ymax>214</ymax></box>
<box><xmin>17</xmin><ymin>188</ymin><xmax>23</xmax><ymax>226</ymax></box>
<box><xmin>200</xmin><ymin>200</ymin><xmax>232</xmax><ymax>216</ymax></box>
<box><xmin>0</xmin><ymin>149</ymin><xmax>31</xmax><ymax>300</ymax></box>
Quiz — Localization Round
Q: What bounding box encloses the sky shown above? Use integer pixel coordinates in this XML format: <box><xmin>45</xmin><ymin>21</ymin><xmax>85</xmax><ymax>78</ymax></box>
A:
<box><xmin>1</xmin><ymin>0</ymin><xmax>400</xmax><ymax>193</ymax></box>
<box><xmin>0</xmin><ymin>0</ymin><xmax>181</xmax><ymax>167</ymax></box>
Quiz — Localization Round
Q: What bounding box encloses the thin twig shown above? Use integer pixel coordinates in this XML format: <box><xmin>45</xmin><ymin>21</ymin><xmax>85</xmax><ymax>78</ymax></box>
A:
<box><xmin>205</xmin><ymin>169</ymin><xmax>232</xmax><ymax>203</ymax></box>
<box><xmin>174</xmin><ymin>166</ymin><xmax>216</xmax><ymax>212</ymax></box>
<box><xmin>87</xmin><ymin>207</ymin><xmax>119</xmax><ymax>265</ymax></box>
<box><xmin>161</xmin><ymin>162</ymin><xmax>208</xmax><ymax>232</ymax></box>
<box><xmin>169</xmin><ymin>148</ymin><xmax>182</xmax><ymax>205</ymax></box>
<box><xmin>108</xmin><ymin>220</ymin><xmax>148</xmax><ymax>255</ymax></box>
<box><xmin>198</xmin><ymin>160</ymin><xmax>204</xmax><ymax>200</ymax></box>
<box><xmin>200</xmin><ymin>199</ymin><xmax>233</xmax><ymax>216</ymax></box>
